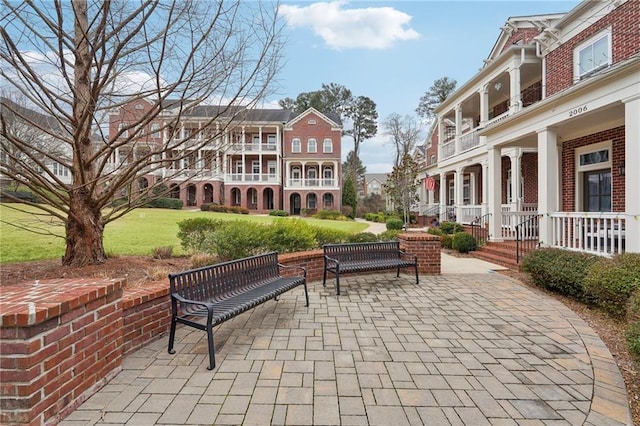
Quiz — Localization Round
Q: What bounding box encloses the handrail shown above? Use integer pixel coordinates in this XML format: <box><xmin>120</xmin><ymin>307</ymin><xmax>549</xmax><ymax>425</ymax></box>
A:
<box><xmin>515</xmin><ymin>214</ymin><xmax>540</xmax><ymax>263</ymax></box>
<box><xmin>471</xmin><ymin>213</ymin><xmax>490</xmax><ymax>246</ymax></box>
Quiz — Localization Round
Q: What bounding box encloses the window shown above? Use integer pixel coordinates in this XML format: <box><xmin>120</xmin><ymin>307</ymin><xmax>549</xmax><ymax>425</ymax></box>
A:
<box><xmin>150</xmin><ymin>123</ymin><xmax>160</xmax><ymax>139</ymax></box>
<box><xmin>52</xmin><ymin>162</ymin><xmax>69</xmax><ymax>177</ymax></box>
<box><xmin>267</xmin><ymin>135</ymin><xmax>277</xmax><ymax>150</ymax></box>
<box><xmin>576</xmin><ymin>141</ymin><xmax>612</xmax><ymax>212</ymax></box>
<box><xmin>308</xmin><ymin>167</ymin><xmax>318</xmax><ymax>186</ymax></box>
<box><xmin>268</xmin><ymin>161</ymin><xmax>277</xmax><ymax>180</ymax></box>
<box><xmin>307</xmin><ymin>193</ymin><xmax>317</xmax><ymax>209</ymax></box>
<box><xmin>292</xmin><ymin>138</ymin><xmax>301</xmax><ymax>153</ymax></box>
<box><xmin>250</xmin><ymin>188</ymin><xmax>258</xmax><ymax>205</ymax></box>
<box><xmin>323</xmin><ymin>193</ymin><xmax>333</xmax><ymax>208</ymax></box>
<box><xmin>448</xmin><ymin>180</ymin><xmax>454</xmax><ymax>205</ymax></box>
<box><xmin>235</xmin><ymin>161</ymin><xmax>243</xmax><ymax>176</ymax></box>
<box><xmin>323</xmin><ymin>138</ymin><xmax>332</xmax><ymax>153</ymax></box>
<box><xmin>135</xmin><ymin>103</ymin><xmax>144</xmax><ymax>110</ymax></box>
<box><xmin>574</xmin><ymin>29</ymin><xmax>611</xmax><ymax>80</ymax></box>
<box><xmin>430</xmin><ymin>154</ymin><xmax>436</xmax><ymax>165</ymax></box>
<box><xmin>323</xmin><ymin>168</ymin><xmax>333</xmax><ymax>186</ymax></box>
<box><xmin>308</xmin><ymin>119</ymin><xmax>316</xmax><ymax>125</ymax></box>
<box><xmin>463</xmin><ymin>177</ymin><xmax>470</xmax><ymax>205</ymax></box>
<box><xmin>308</xmin><ymin>138</ymin><xmax>317</xmax><ymax>153</ymax></box>
<box><xmin>292</xmin><ymin>167</ymin><xmax>301</xmax><ymax>184</ymax></box>
<box><xmin>118</xmin><ymin>122</ymin><xmax>128</xmax><ymax>138</ymax></box>
<box><xmin>252</xmin><ymin>161</ymin><xmax>260</xmax><ymax>180</ymax></box>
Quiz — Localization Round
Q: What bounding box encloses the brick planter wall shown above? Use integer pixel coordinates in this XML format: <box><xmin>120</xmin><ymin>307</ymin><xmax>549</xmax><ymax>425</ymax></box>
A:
<box><xmin>0</xmin><ymin>238</ymin><xmax>440</xmax><ymax>424</ymax></box>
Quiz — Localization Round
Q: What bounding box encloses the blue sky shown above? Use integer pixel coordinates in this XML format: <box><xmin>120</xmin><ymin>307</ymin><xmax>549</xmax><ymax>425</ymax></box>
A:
<box><xmin>272</xmin><ymin>0</ymin><xmax>580</xmax><ymax>173</ymax></box>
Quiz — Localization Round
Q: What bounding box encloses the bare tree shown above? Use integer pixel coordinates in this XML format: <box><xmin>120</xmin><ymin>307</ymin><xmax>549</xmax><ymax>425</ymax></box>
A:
<box><xmin>0</xmin><ymin>0</ymin><xmax>284</xmax><ymax>266</ymax></box>
<box><xmin>382</xmin><ymin>113</ymin><xmax>423</xmax><ymax>168</ymax></box>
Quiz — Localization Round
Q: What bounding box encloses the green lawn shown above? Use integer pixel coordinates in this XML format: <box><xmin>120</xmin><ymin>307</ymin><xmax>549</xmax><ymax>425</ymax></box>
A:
<box><xmin>0</xmin><ymin>205</ymin><xmax>368</xmax><ymax>263</ymax></box>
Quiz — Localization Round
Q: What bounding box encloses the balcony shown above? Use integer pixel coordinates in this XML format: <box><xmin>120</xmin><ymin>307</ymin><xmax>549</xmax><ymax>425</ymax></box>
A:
<box><xmin>226</xmin><ymin>173</ymin><xmax>280</xmax><ymax>184</ymax></box>
<box><xmin>549</xmin><ymin>212</ymin><xmax>626</xmax><ymax>256</ymax></box>
<box><xmin>231</xmin><ymin>143</ymin><xmax>279</xmax><ymax>153</ymax></box>
<box><xmin>286</xmin><ymin>178</ymin><xmax>337</xmax><ymax>188</ymax></box>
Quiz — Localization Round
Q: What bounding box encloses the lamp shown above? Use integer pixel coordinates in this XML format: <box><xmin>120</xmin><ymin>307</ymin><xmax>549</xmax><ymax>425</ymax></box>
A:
<box><xmin>618</xmin><ymin>161</ymin><xmax>625</xmax><ymax>176</ymax></box>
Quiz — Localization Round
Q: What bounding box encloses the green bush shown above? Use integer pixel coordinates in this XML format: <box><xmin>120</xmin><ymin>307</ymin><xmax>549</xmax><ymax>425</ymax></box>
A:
<box><xmin>628</xmin><ymin>288</ymin><xmax>640</xmax><ymax>323</ymax></box>
<box><xmin>208</xmin><ymin>204</ymin><xmax>230</xmax><ymax>213</ymax></box>
<box><xmin>146</xmin><ymin>197</ymin><xmax>183</xmax><ymax>209</ymax></box>
<box><xmin>314</xmin><ymin>227</ymin><xmax>350</xmax><ymax>246</ymax></box>
<box><xmin>374</xmin><ymin>213</ymin><xmax>386</xmax><ymax>223</ymax></box>
<box><xmin>386</xmin><ymin>217</ymin><xmax>404</xmax><ymax>230</ymax></box>
<box><xmin>452</xmin><ymin>232</ymin><xmax>477</xmax><ymax>253</ymax></box>
<box><xmin>522</xmin><ymin>248</ymin><xmax>595</xmax><ymax>299</ymax></box>
<box><xmin>200</xmin><ymin>203</ymin><xmax>211</xmax><ymax>211</ymax></box>
<box><xmin>269</xmin><ymin>209</ymin><xmax>289</xmax><ymax>217</ymax></box>
<box><xmin>267</xmin><ymin>219</ymin><xmax>316</xmax><ymax>253</ymax></box>
<box><xmin>176</xmin><ymin>217</ymin><xmax>225</xmax><ymax>253</ymax></box>
<box><xmin>210</xmin><ymin>220</ymin><xmax>269</xmax><ymax>260</ymax></box>
<box><xmin>583</xmin><ymin>253</ymin><xmax>640</xmax><ymax>317</ymax></box>
<box><xmin>626</xmin><ymin>321</ymin><xmax>640</xmax><ymax>360</ymax></box>
<box><xmin>313</xmin><ymin>210</ymin><xmax>346</xmax><ymax>220</ymax></box>
<box><xmin>439</xmin><ymin>221</ymin><xmax>464</xmax><ymax>235</ymax></box>
<box><xmin>440</xmin><ymin>233</ymin><xmax>453</xmax><ymax>249</ymax></box>
<box><xmin>347</xmin><ymin>232</ymin><xmax>378</xmax><ymax>243</ymax></box>
<box><xmin>230</xmin><ymin>206</ymin><xmax>249</xmax><ymax>214</ymax></box>
<box><xmin>364</xmin><ymin>212</ymin><xmax>376</xmax><ymax>221</ymax></box>
<box><xmin>378</xmin><ymin>229</ymin><xmax>401</xmax><ymax>241</ymax></box>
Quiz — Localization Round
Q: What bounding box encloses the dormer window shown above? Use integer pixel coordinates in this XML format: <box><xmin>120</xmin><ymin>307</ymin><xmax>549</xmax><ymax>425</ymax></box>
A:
<box><xmin>574</xmin><ymin>29</ymin><xmax>611</xmax><ymax>81</ymax></box>
<box><xmin>135</xmin><ymin>103</ymin><xmax>144</xmax><ymax>110</ymax></box>
<box><xmin>308</xmin><ymin>119</ymin><xmax>316</xmax><ymax>125</ymax></box>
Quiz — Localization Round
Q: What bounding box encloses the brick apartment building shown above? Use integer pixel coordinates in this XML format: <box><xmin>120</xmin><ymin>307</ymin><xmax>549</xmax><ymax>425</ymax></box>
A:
<box><xmin>416</xmin><ymin>0</ymin><xmax>639</xmax><ymax>256</ymax></box>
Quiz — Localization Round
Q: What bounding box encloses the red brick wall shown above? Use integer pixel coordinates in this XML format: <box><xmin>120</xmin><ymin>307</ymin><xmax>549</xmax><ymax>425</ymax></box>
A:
<box><xmin>546</xmin><ymin>1</ymin><xmax>640</xmax><ymax>96</ymax></box>
<box><xmin>522</xmin><ymin>152</ymin><xmax>538</xmax><ymax>203</ymax></box>
<box><xmin>561</xmin><ymin>126</ymin><xmax>625</xmax><ymax>212</ymax></box>
<box><xmin>501</xmin><ymin>28</ymin><xmax>541</xmax><ymax>53</ymax></box>
<box><xmin>0</xmin><ymin>279</ymin><xmax>125</xmax><ymax>426</ymax></box>
<box><xmin>283</xmin><ymin>111</ymin><xmax>342</xmax><ymax>161</ymax></box>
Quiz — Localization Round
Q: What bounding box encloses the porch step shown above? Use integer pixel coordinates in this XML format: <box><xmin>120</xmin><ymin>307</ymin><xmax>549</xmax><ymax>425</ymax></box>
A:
<box><xmin>470</xmin><ymin>241</ymin><xmax>534</xmax><ymax>271</ymax></box>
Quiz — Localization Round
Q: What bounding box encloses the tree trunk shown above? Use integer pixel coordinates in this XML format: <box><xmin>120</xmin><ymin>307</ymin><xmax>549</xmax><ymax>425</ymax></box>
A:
<box><xmin>63</xmin><ymin>194</ymin><xmax>106</xmax><ymax>266</ymax></box>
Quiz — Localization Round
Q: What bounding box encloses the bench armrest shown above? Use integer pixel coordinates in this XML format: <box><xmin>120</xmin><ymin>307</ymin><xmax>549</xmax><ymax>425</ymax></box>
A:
<box><xmin>171</xmin><ymin>292</ymin><xmax>211</xmax><ymax>312</ymax></box>
<box><xmin>399</xmin><ymin>250</ymin><xmax>417</xmax><ymax>262</ymax></box>
<box><xmin>278</xmin><ymin>263</ymin><xmax>307</xmax><ymax>278</ymax></box>
<box><xmin>324</xmin><ymin>255</ymin><xmax>340</xmax><ymax>267</ymax></box>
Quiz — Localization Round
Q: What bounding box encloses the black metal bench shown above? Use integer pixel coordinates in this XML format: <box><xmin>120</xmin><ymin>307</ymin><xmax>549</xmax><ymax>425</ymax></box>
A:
<box><xmin>168</xmin><ymin>252</ymin><xmax>308</xmax><ymax>370</ymax></box>
<box><xmin>323</xmin><ymin>241</ymin><xmax>418</xmax><ymax>295</ymax></box>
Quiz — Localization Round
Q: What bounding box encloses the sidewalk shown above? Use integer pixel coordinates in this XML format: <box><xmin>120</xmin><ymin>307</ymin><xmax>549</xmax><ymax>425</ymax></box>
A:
<box><xmin>60</xmin><ymin>266</ymin><xmax>632</xmax><ymax>425</ymax></box>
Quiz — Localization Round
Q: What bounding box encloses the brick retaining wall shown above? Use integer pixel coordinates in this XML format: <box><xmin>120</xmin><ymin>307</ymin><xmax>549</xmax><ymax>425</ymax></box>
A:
<box><xmin>0</xmin><ymin>233</ymin><xmax>440</xmax><ymax>425</ymax></box>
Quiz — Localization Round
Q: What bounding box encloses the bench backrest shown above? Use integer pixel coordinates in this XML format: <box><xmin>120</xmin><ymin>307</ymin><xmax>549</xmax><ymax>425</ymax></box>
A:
<box><xmin>169</xmin><ymin>251</ymin><xmax>280</xmax><ymax>302</ymax></box>
<box><xmin>323</xmin><ymin>241</ymin><xmax>401</xmax><ymax>262</ymax></box>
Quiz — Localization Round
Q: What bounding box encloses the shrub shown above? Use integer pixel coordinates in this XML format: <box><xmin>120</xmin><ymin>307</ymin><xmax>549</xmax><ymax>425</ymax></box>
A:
<box><xmin>314</xmin><ymin>210</ymin><xmax>345</xmax><ymax>220</ymax></box>
<box><xmin>146</xmin><ymin>197</ymin><xmax>183</xmax><ymax>209</ymax></box>
<box><xmin>374</xmin><ymin>213</ymin><xmax>386</xmax><ymax>223</ymax></box>
<box><xmin>230</xmin><ymin>206</ymin><xmax>249</xmax><ymax>214</ymax></box>
<box><xmin>269</xmin><ymin>209</ymin><xmax>289</xmax><ymax>217</ymax></box>
<box><xmin>522</xmin><ymin>248</ymin><xmax>595</xmax><ymax>299</ymax></box>
<box><xmin>266</xmin><ymin>219</ymin><xmax>316</xmax><ymax>253</ymax></box>
<box><xmin>211</xmin><ymin>220</ymin><xmax>269</xmax><ymax>260</ymax></box>
<box><xmin>628</xmin><ymin>288</ymin><xmax>640</xmax><ymax>323</ymax></box>
<box><xmin>208</xmin><ymin>204</ymin><xmax>230</xmax><ymax>213</ymax></box>
<box><xmin>190</xmin><ymin>252</ymin><xmax>218</xmax><ymax>269</ymax></box>
<box><xmin>347</xmin><ymin>232</ymin><xmax>378</xmax><ymax>243</ymax></box>
<box><xmin>386</xmin><ymin>217</ymin><xmax>404</xmax><ymax>230</ymax></box>
<box><xmin>314</xmin><ymin>227</ymin><xmax>350</xmax><ymax>246</ymax></box>
<box><xmin>200</xmin><ymin>203</ymin><xmax>211</xmax><ymax>211</ymax></box>
<box><xmin>176</xmin><ymin>217</ymin><xmax>225</xmax><ymax>253</ymax></box>
<box><xmin>378</xmin><ymin>229</ymin><xmax>401</xmax><ymax>241</ymax></box>
<box><xmin>583</xmin><ymin>253</ymin><xmax>640</xmax><ymax>317</ymax></box>
<box><xmin>452</xmin><ymin>232</ymin><xmax>477</xmax><ymax>253</ymax></box>
<box><xmin>627</xmin><ymin>321</ymin><xmax>640</xmax><ymax>360</ymax></box>
<box><xmin>439</xmin><ymin>221</ymin><xmax>464</xmax><ymax>235</ymax></box>
<box><xmin>152</xmin><ymin>246</ymin><xmax>173</xmax><ymax>259</ymax></box>
<box><xmin>440</xmin><ymin>233</ymin><xmax>453</xmax><ymax>249</ymax></box>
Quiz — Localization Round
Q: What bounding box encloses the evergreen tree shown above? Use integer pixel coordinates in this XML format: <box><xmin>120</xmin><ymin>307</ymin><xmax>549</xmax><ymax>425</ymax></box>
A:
<box><xmin>342</xmin><ymin>175</ymin><xmax>358</xmax><ymax>219</ymax></box>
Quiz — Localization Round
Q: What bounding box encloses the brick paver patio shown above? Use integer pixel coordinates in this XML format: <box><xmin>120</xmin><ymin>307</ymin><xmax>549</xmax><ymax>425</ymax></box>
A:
<box><xmin>60</xmin><ymin>272</ymin><xmax>631</xmax><ymax>425</ymax></box>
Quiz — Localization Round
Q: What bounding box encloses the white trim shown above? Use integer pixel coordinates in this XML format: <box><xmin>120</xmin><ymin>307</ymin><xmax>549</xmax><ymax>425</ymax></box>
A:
<box><xmin>574</xmin><ymin>140</ymin><xmax>612</xmax><ymax>211</ymax></box>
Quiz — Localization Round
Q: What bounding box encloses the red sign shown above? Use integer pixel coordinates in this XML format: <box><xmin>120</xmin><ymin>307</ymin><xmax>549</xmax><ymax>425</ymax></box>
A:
<box><xmin>425</xmin><ymin>176</ymin><xmax>436</xmax><ymax>191</ymax></box>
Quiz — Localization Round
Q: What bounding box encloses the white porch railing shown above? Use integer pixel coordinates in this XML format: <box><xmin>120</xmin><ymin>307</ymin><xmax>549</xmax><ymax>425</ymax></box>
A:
<box><xmin>501</xmin><ymin>211</ymin><xmax>539</xmax><ymax>240</ymax></box>
<box><xmin>460</xmin><ymin>205</ymin><xmax>482</xmax><ymax>224</ymax></box>
<box><xmin>226</xmin><ymin>173</ymin><xmax>280</xmax><ymax>183</ymax></box>
<box><xmin>286</xmin><ymin>178</ymin><xmax>336</xmax><ymax>187</ymax></box>
<box><xmin>549</xmin><ymin>212</ymin><xmax>626</xmax><ymax>256</ymax></box>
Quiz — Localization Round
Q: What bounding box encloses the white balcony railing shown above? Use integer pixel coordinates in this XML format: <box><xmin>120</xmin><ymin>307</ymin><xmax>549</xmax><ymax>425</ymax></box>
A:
<box><xmin>459</xmin><ymin>130</ymin><xmax>480</xmax><ymax>151</ymax></box>
<box><xmin>226</xmin><ymin>173</ymin><xmax>280</xmax><ymax>183</ymax></box>
<box><xmin>549</xmin><ymin>212</ymin><xmax>625</xmax><ymax>256</ymax></box>
<box><xmin>231</xmin><ymin>143</ymin><xmax>278</xmax><ymax>153</ymax></box>
<box><xmin>286</xmin><ymin>178</ymin><xmax>336</xmax><ymax>187</ymax></box>
<box><xmin>441</xmin><ymin>141</ymin><xmax>455</xmax><ymax>159</ymax></box>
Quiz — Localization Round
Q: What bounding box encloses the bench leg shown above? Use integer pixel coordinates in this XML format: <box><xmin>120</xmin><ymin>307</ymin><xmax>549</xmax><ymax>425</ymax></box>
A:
<box><xmin>322</xmin><ymin>266</ymin><xmax>327</xmax><ymax>287</ymax></box>
<box><xmin>414</xmin><ymin>263</ymin><xmax>419</xmax><ymax>284</ymax></box>
<box><xmin>303</xmin><ymin>281</ymin><xmax>309</xmax><ymax>307</ymax></box>
<box><xmin>206</xmin><ymin>321</ymin><xmax>216</xmax><ymax>370</ymax></box>
<box><xmin>336</xmin><ymin>270</ymin><xmax>341</xmax><ymax>295</ymax></box>
<box><xmin>396</xmin><ymin>265</ymin><xmax>401</xmax><ymax>278</ymax></box>
<box><xmin>168</xmin><ymin>315</ymin><xmax>177</xmax><ymax>355</ymax></box>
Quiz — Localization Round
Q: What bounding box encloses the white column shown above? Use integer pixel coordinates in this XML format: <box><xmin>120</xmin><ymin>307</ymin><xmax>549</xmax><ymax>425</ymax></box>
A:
<box><xmin>437</xmin><ymin>118</ymin><xmax>444</xmax><ymax>160</ymax></box>
<box><xmin>624</xmin><ymin>96</ymin><xmax>640</xmax><ymax>252</ymax></box>
<box><xmin>481</xmin><ymin>160</ymin><xmax>489</xmax><ymax>217</ymax></box>
<box><xmin>455</xmin><ymin>167</ymin><xmax>464</xmax><ymax>222</ymax></box>
<box><xmin>537</xmin><ymin>127</ymin><xmax>560</xmax><ymax>247</ymax></box>
<box><xmin>454</xmin><ymin>104</ymin><xmax>462</xmax><ymax>154</ymax></box>
<box><xmin>439</xmin><ymin>172</ymin><xmax>447</xmax><ymax>221</ymax></box>
<box><xmin>510</xmin><ymin>148</ymin><xmax>522</xmax><ymax>211</ymax></box>
<box><xmin>509</xmin><ymin>66</ymin><xmax>522</xmax><ymax>114</ymax></box>
<box><xmin>488</xmin><ymin>147</ymin><xmax>502</xmax><ymax>241</ymax></box>
<box><xmin>469</xmin><ymin>172</ymin><xmax>477</xmax><ymax>205</ymax></box>
<box><xmin>479</xmin><ymin>84</ymin><xmax>489</xmax><ymax>126</ymax></box>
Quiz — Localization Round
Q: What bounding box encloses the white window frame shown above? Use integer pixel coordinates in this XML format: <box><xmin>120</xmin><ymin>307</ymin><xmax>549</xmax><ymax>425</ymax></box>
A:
<box><xmin>323</xmin><ymin>138</ymin><xmax>333</xmax><ymax>153</ymax></box>
<box><xmin>267</xmin><ymin>134</ymin><xmax>277</xmax><ymax>150</ymax></box>
<box><xmin>252</xmin><ymin>160</ymin><xmax>260</xmax><ymax>175</ymax></box>
<box><xmin>118</xmin><ymin>122</ymin><xmax>128</xmax><ymax>138</ymax></box>
<box><xmin>308</xmin><ymin>138</ymin><xmax>317</xmax><ymax>153</ymax></box>
<box><xmin>250</xmin><ymin>188</ymin><xmax>258</xmax><ymax>204</ymax></box>
<box><xmin>307</xmin><ymin>193</ymin><xmax>317</xmax><ymax>209</ymax></box>
<box><xmin>150</xmin><ymin>123</ymin><xmax>161</xmax><ymax>139</ymax></box>
<box><xmin>575</xmin><ymin>140</ymin><xmax>612</xmax><ymax>210</ymax></box>
<box><xmin>235</xmin><ymin>161</ymin><xmax>243</xmax><ymax>174</ymax></box>
<box><xmin>292</xmin><ymin>138</ymin><xmax>301</xmax><ymax>153</ymax></box>
<box><xmin>574</xmin><ymin>28</ymin><xmax>611</xmax><ymax>81</ymax></box>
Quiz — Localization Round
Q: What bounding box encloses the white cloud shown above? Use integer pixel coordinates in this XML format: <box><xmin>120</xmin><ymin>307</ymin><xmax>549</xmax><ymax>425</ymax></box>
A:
<box><xmin>279</xmin><ymin>1</ymin><xmax>420</xmax><ymax>50</ymax></box>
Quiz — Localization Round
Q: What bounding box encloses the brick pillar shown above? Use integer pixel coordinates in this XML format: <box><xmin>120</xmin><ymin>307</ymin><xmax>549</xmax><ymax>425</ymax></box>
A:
<box><xmin>398</xmin><ymin>232</ymin><xmax>441</xmax><ymax>275</ymax></box>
